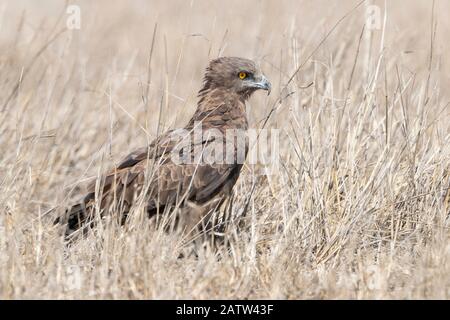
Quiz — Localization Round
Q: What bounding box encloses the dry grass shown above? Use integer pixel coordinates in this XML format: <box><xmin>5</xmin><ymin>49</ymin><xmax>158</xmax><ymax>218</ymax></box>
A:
<box><xmin>1</xmin><ymin>0</ymin><xmax>450</xmax><ymax>299</ymax></box>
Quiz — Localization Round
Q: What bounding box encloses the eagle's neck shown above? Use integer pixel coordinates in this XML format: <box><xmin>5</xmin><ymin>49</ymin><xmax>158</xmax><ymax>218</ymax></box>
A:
<box><xmin>187</xmin><ymin>87</ymin><xmax>249</xmax><ymax>131</ymax></box>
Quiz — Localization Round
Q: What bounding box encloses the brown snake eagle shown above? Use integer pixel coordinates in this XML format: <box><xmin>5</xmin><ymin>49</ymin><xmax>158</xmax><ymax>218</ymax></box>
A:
<box><xmin>56</xmin><ymin>57</ymin><xmax>271</xmax><ymax>239</ymax></box>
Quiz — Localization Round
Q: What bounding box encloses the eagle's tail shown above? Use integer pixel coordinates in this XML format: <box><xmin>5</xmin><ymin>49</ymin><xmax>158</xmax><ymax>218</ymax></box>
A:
<box><xmin>54</xmin><ymin>194</ymin><xmax>95</xmax><ymax>239</ymax></box>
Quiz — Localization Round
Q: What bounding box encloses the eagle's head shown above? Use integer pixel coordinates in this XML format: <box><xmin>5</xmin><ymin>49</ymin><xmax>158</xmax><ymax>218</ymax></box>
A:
<box><xmin>200</xmin><ymin>57</ymin><xmax>271</xmax><ymax>99</ymax></box>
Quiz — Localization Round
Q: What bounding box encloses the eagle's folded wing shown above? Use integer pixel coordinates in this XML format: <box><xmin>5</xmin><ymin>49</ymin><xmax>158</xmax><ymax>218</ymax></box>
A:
<box><xmin>62</xmin><ymin>129</ymin><xmax>239</xmax><ymax>236</ymax></box>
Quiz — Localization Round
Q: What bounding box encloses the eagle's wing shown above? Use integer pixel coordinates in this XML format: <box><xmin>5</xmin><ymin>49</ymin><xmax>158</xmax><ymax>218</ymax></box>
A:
<box><xmin>62</xmin><ymin>127</ymin><xmax>242</xmax><ymax>236</ymax></box>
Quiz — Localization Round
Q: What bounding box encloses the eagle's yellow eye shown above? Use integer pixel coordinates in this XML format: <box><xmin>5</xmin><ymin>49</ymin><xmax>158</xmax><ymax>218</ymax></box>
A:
<box><xmin>238</xmin><ymin>72</ymin><xmax>247</xmax><ymax>80</ymax></box>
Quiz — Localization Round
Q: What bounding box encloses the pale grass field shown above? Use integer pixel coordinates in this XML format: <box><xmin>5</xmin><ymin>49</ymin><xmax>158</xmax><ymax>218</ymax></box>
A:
<box><xmin>0</xmin><ymin>0</ymin><xmax>449</xmax><ymax>299</ymax></box>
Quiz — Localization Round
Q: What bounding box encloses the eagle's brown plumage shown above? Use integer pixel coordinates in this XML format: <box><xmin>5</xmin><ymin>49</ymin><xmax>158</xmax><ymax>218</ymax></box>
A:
<box><xmin>57</xmin><ymin>57</ymin><xmax>271</xmax><ymax>238</ymax></box>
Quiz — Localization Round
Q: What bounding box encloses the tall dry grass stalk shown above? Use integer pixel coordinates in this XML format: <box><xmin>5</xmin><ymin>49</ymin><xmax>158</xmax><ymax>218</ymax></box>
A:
<box><xmin>0</xmin><ymin>0</ymin><xmax>449</xmax><ymax>299</ymax></box>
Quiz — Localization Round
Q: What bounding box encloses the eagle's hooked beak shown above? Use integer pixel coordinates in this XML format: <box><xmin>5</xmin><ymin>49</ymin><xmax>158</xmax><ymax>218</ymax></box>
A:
<box><xmin>253</xmin><ymin>75</ymin><xmax>271</xmax><ymax>95</ymax></box>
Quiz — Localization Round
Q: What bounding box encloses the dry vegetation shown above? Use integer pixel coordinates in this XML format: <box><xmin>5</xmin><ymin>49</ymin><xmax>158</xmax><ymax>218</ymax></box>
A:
<box><xmin>0</xmin><ymin>0</ymin><xmax>449</xmax><ymax>299</ymax></box>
